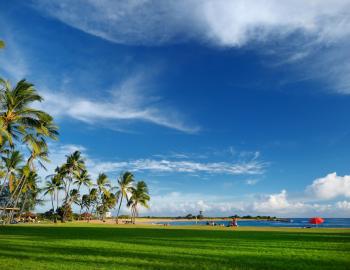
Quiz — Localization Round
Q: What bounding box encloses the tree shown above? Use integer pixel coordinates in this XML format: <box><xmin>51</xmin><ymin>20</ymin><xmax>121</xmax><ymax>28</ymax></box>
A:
<box><xmin>60</xmin><ymin>151</ymin><xmax>85</xmax><ymax>222</ymax></box>
<box><xmin>0</xmin><ymin>40</ymin><xmax>4</xmax><ymax>49</ymax></box>
<box><xmin>0</xmin><ymin>150</ymin><xmax>23</xmax><ymax>194</ymax></box>
<box><xmin>62</xmin><ymin>151</ymin><xmax>85</xmax><ymax>200</ymax></box>
<box><xmin>0</xmin><ymin>78</ymin><xmax>58</xmax><ymax>224</ymax></box>
<box><xmin>73</xmin><ymin>169</ymin><xmax>91</xmax><ymax>193</ymax></box>
<box><xmin>127</xmin><ymin>181</ymin><xmax>150</xmax><ymax>224</ymax></box>
<box><xmin>42</xmin><ymin>174</ymin><xmax>63</xmax><ymax>223</ymax></box>
<box><xmin>88</xmin><ymin>188</ymin><xmax>98</xmax><ymax>222</ymax></box>
<box><xmin>115</xmin><ymin>171</ymin><xmax>134</xmax><ymax>224</ymax></box>
<box><xmin>18</xmin><ymin>171</ymin><xmax>41</xmax><ymax>215</ymax></box>
<box><xmin>95</xmin><ymin>173</ymin><xmax>112</xmax><ymax>220</ymax></box>
<box><xmin>80</xmin><ymin>194</ymin><xmax>90</xmax><ymax>219</ymax></box>
<box><xmin>42</xmin><ymin>179</ymin><xmax>56</xmax><ymax>213</ymax></box>
<box><xmin>0</xmin><ymin>79</ymin><xmax>58</xmax><ymax>146</ymax></box>
<box><xmin>96</xmin><ymin>173</ymin><xmax>111</xmax><ymax>196</ymax></box>
<box><xmin>98</xmin><ymin>191</ymin><xmax>117</xmax><ymax>221</ymax></box>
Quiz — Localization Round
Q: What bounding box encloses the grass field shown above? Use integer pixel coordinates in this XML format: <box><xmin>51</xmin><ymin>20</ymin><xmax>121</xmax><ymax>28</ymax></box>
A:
<box><xmin>0</xmin><ymin>223</ymin><xmax>349</xmax><ymax>270</ymax></box>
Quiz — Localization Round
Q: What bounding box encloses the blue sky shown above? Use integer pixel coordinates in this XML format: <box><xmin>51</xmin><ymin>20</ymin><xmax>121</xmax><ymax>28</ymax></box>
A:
<box><xmin>1</xmin><ymin>0</ymin><xmax>350</xmax><ymax>217</ymax></box>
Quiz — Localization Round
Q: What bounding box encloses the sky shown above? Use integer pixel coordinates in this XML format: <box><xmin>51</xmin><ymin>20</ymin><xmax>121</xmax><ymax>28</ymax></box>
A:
<box><xmin>1</xmin><ymin>0</ymin><xmax>350</xmax><ymax>217</ymax></box>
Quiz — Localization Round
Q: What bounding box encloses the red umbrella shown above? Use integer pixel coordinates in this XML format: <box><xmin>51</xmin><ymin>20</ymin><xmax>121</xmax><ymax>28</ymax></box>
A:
<box><xmin>309</xmin><ymin>217</ymin><xmax>324</xmax><ymax>227</ymax></box>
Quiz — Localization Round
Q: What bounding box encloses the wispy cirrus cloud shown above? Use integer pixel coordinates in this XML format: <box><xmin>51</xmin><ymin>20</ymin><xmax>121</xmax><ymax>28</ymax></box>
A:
<box><xmin>36</xmin><ymin>73</ymin><xmax>199</xmax><ymax>133</ymax></box>
<box><xmin>33</xmin><ymin>0</ymin><xmax>350</xmax><ymax>46</ymax></box>
<box><xmin>33</xmin><ymin>0</ymin><xmax>350</xmax><ymax>93</ymax></box>
<box><xmin>0</xmin><ymin>31</ymin><xmax>198</xmax><ymax>133</ymax></box>
<box><xmin>44</xmin><ymin>143</ymin><xmax>266</xmax><ymax>178</ymax></box>
<box><xmin>89</xmin><ymin>158</ymin><xmax>265</xmax><ymax>176</ymax></box>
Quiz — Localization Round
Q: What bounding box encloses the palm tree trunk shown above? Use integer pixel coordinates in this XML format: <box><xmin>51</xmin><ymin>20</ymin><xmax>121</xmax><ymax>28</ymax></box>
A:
<box><xmin>56</xmin><ymin>189</ymin><xmax>59</xmax><ymax>210</ymax></box>
<box><xmin>116</xmin><ymin>194</ymin><xmax>123</xmax><ymax>224</ymax></box>
<box><xmin>19</xmin><ymin>193</ymin><xmax>28</xmax><ymax>217</ymax></box>
<box><xmin>0</xmin><ymin>171</ymin><xmax>10</xmax><ymax>196</ymax></box>
<box><xmin>2</xmin><ymin>173</ymin><xmax>26</xmax><ymax>223</ymax></box>
<box><xmin>53</xmin><ymin>191</ymin><xmax>57</xmax><ymax>223</ymax></box>
<box><xmin>4</xmin><ymin>156</ymin><xmax>34</xmax><ymax>222</ymax></box>
<box><xmin>131</xmin><ymin>206</ymin><xmax>135</xmax><ymax>224</ymax></box>
<box><xmin>8</xmin><ymin>180</ymin><xmax>26</xmax><ymax>223</ymax></box>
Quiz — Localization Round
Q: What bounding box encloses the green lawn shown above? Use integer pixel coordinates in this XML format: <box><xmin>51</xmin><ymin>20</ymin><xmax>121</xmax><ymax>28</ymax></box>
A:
<box><xmin>0</xmin><ymin>223</ymin><xmax>349</xmax><ymax>270</ymax></box>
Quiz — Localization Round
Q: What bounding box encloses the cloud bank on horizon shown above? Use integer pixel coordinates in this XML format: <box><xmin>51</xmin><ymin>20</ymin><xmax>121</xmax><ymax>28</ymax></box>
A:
<box><xmin>37</xmin><ymin>143</ymin><xmax>350</xmax><ymax>217</ymax></box>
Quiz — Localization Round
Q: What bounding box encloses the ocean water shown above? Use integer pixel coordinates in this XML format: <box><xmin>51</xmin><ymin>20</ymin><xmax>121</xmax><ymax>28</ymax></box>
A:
<box><xmin>155</xmin><ymin>218</ymin><xmax>350</xmax><ymax>228</ymax></box>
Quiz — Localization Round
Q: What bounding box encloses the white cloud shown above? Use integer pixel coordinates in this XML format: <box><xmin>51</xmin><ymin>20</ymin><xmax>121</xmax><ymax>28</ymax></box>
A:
<box><xmin>0</xmin><ymin>36</ymin><xmax>28</xmax><ymax>81</ymax></box>
<box><xmin>143</xmin><ymin>190</ymin><xmax>350</xmax><ymax>217</ymax></box>
<box><xmin>307</xmin><ymin>172</ymin><xmax>350</xmax><ymax>200</ymax></box>
<box><xmin>38</xmin><ymin>145</ymin><xmax>350</xmax><ymax>217</ymax></box>
<box><xmin>246</xmin><ymin>179</ymin><xmax>259</xmax><ymax>185</ymax></box>
<box><xmin>33</xmin><ymin>0</ymin><xmax>350</xmax><ymax>94</ymax></box>
<box><xmin>336</xmin><ymin>200</ymin><xmax>350</xmax><ymax>210</ymax></box>
<box><xmin>86</xmin><ymin>158</ymin><xmax>265</xmax><ymax>176</ymax></box>
<box><xmin>34</xmin><ymin>73</ymin><xmax>199</xmax><ymax>133</ymax></box>
<box><xmin>33</xmin><ymin>0</ymin><xmax>350</xmax><ymax>46</ymax></box>
<box><xmin>42</xmin><ymin>143</ymin><xmax>265</xmax><ymax>180</ymax></box>
<box><xmin>253</xmin><ymin>190</ymin><xmax>306</xmax><ymax>214</ymax></box>
<box><xmin>147</xmin><ymin>192</ymin><xmax>247</xmax><ymax>215</ymax></box>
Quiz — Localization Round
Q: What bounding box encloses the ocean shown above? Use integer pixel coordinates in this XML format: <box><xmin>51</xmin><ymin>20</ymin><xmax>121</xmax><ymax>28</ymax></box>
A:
<box><xmin>155</xmin><ymin>218</ymin><xmax>350</xmax><ymax>228</ymax></box>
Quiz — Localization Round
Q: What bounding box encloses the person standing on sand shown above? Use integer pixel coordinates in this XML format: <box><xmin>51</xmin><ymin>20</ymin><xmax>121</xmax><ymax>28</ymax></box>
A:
<box><xmin>231</xmin><ymin>218</ymin><xmax>238</xmax><ymax>227</ymax></box>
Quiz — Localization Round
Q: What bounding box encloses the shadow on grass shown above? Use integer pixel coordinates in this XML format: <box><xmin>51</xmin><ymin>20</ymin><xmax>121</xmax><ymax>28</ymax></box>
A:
<box><xmin>0</xmin><ymin>225</ymin><xmax>349</xmax><ymax>270</ymax></box>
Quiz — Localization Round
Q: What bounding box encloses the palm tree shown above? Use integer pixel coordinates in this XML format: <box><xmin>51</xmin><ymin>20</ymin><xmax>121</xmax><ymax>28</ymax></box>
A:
<box><xmin>42</xmin><ymin>178</ymin><xmax>56</xmax><ymax>213</ymax></box>
<box><xmin>99</xmin><ymin>191</ymin><xmax>117</xmax><ymax>221</ymax></box>
<box><xmin>0</xmin><ymin>78</ymin><xmax>57</xmax><ymax>146</ymax></box>
<box><xmin>42</xmin><ymin>172</ymin><xmax>65</xmax><ymax>223</ymax></box>
<box><xmin>73</xmin><ymin>169</ymin><xmax>91</xmax><ymax>193</ymax></box>
<box><xmin>96</xmin><ymin>173</ymin><xmax>110</xmax><ymax>195</ymax></box>
<box><xmin>95</xmin><ymin>173</ymin><xmax>111</xmax><ymax>219</ymax></box>
<box><xmin>2</xmin><ymin>114</ymin><xmax>57</xmax><ymax>223</ymax></box>
<box><xmin>115</xmin><ymin>171</ymin><xmax>134</xmax><ymax>224</ymax></box>
<box><xmin>62</xmin><ymin>151</ymin><xmax>85</xmax><ymax>199</ymax></box>
<box><xmin>80</xmin><ymin>194</ymin><xmax>90</xmax><ymax>219</ymax></box>
<box><xmin>18</xmin><ymin>171</ymin><xmax>41</xmax><ymax>215</ymax></box>
<box><xmin>0</xmin><ymin>150</ymin><xmax>23</xmax><ymax>194</ymax></box>
<box><xmin>60</xmin><ymin>151</ymin><xmax>85</xmax><ymax>222</ymax></box>
<box><xmin>88</xmin><ymin>188</ymin><xmax>98</xmax><ymax>222</ymax></box>
<box><xmin>128</xmin><ymin>181</ymin><xmax>150</xmax><ymax>224</ymax></box>
<box><xmin>68</xmin><ymin>189</ymin><xmax>81</xmax><ymax>208</ymax></box>
<box><xmin>0</xmin><ymin>78</ymin><xmax>58</xmax><ymax>223</ymax></box>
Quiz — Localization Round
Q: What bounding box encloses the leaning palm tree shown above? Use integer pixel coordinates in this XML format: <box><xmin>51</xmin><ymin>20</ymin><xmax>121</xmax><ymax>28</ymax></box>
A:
<box><xmin>127</xmin><ymin>181</ymin><xmax>150</xmax><ymax>224</ymax></box>
<box><xmin>115</xmin><ymin>171</ymin><xmax>134</xmax><ymax>224</ymax></box>
<box><xmin>0</xmin><ymin>150</ymin><xmax>23</xmax><ymax>194</ymax></box>
<box><xmin>0</xmin><ymin>78</ymin><xmax>57</xmax><ymax>146</ymax></box>
<box><xmin>18</xmin><ymin>171</ymin><xmax>41</xmax><ymax>215</ymax></box>
<box><xmin>0</xmin><ymin>78</ymin><xmax>58</xmax><ymax>223</ymax></box>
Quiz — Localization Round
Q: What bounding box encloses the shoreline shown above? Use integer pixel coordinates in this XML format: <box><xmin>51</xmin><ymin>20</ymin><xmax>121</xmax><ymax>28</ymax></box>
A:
<box><xmin>75</xmin><ymin>217</ymin><xmax>289</xmax><ymax>225</ymax></box>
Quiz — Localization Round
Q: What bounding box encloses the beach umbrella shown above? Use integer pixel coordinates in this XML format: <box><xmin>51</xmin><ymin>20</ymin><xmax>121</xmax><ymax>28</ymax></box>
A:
<box><xmin>309</xmin><ymin>217</ymin><xmax>324</xmax><ymax>227</ymax></box>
